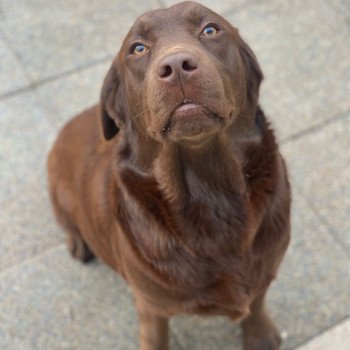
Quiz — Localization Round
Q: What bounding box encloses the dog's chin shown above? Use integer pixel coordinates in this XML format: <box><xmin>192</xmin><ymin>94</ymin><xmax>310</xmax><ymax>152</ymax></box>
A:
<box><xmin>162</xmin><ymin>103</ymin><xmax>224</xmax><ymax>142</ymax></box>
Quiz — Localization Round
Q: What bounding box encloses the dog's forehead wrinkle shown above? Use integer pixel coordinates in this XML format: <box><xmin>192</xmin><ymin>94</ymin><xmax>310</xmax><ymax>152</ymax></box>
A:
<box><xmin>168</xmin><ymin>4</ymin><xmax>205</xmax><ymax>27</ymax></box>
<box><xmin>168</xmin><ymin>1</ymin><xmax>220</xmax><ymax>24</ymax></box>
<box><xmin>163</xmin><ymin>45</ymin><xmax>198</xmax><ymax>55</ymax></box>
<box><xmin>130</xmin><ymin>19</ymin><xmax>154</xmax><ymax>41</ymax></box>
<box><xmin>131</xmin><ymin>3</ymin><xmax>214</xmax><ymax>41</ymax></box>
<box><xmin>130</xmin><ymin>8</ymin><xmax>164</xmax><ymax>39</ymax></box>
<box><xmin>169</xmin><ymin>1</ymin><xmax>210</xmax><ymax>14</ymax></box>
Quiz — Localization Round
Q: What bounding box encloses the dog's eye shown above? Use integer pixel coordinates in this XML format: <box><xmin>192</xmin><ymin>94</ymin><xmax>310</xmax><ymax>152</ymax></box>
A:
<box><xmin>201</xmin><ymin>25</ymin><xmax>219</xmax><ymax>37</ymax></box>
<box><xmin>131</xmin><ymin>44</ymin><xmax>149</xmax><ymax>55</ymax></box>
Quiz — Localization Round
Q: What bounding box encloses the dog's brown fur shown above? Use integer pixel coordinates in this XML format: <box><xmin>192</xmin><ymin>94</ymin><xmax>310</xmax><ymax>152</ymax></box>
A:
<box><xmin>48</xmin><ymin>2</ymin><xmax>291</xmax><ymax>349</ymax></box>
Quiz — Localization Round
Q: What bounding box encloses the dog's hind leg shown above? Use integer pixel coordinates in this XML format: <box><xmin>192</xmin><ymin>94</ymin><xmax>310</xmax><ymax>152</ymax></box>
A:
<box><xmin>64</xmin><ymin>222</ymin><xmax>95</xmax><ymax>263</ymax></box>
<box><xmin>49</xmin><ymin>185</ymin><xmax>95</xmax><ymax>263</ymax></box>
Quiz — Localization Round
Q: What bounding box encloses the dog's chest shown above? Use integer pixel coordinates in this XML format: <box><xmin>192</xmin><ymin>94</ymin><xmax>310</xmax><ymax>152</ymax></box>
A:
<box><xmin>121</xmin><ymin>204</ymin><xmax>253</xmax><ymax>315</ymax></box>
<box><xmin>125</xmin><ymin>238</ymin><xmax>252</xmax><ymax>319</ymax></box>
<box><xmin>120</xmin><ymin>194</ymin><xmax>249</xmax><ymax>286</ymax></box>
<box><xmin>116</xmin><ymin>168</ymin><xmax>253</xmax><ymax>315</ymax></box>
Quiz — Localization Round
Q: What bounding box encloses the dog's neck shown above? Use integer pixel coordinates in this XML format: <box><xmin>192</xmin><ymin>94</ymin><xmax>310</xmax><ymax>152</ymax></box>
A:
<box><xmin>114</xmin><ymin>110</ymin><xmax>273</xmax><ymax>295</ymax></box>
<box><xmin>154</xmin><ymin>133</ymin><xmax>246</xmax><ymax>205</ymax></box>
<box><xmin>115</xmin><ymin>124</ymin><xmax>259</xmax><ymax>295</ymax></box>
<box><xmin>117</xmin><ymin>124</ymin><xmax>260</xmax><ymax>240</ymax></box>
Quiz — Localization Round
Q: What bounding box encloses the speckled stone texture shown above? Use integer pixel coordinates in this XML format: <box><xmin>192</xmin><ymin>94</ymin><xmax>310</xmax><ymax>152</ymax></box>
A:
<box><xmin>282</xmin><ymin>115</ymin><xmax>350</xmax><ymax>252</ymax></box>
<box><xmin>162</xmin><ymin>0</ymin><xmax>253</xmax><ymax>14</ymax></box>
<box><xmin>0</xmin><ymin>36</ymin><xmax>31</xmax><ymax>96</ymax></box>
<box><xmin>297</xmin><ymin>319</ymin><xmax>350</xmax><ymax>350</ymax></box>
<box><xmin>1</xmin><ymin>0</ymin><xmax>349</xmax><ymax>349</ymax></box>
<box><xmin>227</xmin><ymin>0</ymin><xmax>350</xmax><ymax>141</ymax></box>
<box><xmin>0</xmin><ymin>0</ymin><xmax>158</xmax><ymax>81</ymax></box>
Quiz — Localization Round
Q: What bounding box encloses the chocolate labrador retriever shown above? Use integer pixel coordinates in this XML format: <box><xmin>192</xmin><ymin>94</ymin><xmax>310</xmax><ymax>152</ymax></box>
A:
<box><xmin>48</xmin><ymin>2</ymin><xmax>291</xmax><ymax>349</ymax></box>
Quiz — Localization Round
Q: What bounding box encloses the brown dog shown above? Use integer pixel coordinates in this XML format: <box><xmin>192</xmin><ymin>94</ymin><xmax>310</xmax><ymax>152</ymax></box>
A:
<box><xmin>48</xmin><ymin>2</ymin><xmax>291</xmax><ymax>349</ymax></box>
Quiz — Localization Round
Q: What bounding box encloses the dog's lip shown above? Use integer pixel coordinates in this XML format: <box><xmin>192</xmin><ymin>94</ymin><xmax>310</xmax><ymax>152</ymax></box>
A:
<box><xmin>172</xmin><ymin>100</ymin><xmax>209</xmax><ymax>120</ymax></box>
<box><xmin>174</xmin><ymin>99</ymin><xmax>200</xmax><ymax>113</ymax></box>
<box><xmin>176</xmin><ymin>102</ymin><xmax>201</xmax><ymax>112</ymax></box>
<box><xmin>170</xmin><ymin>99</ymin><xmax>226</xmax><ymax>122</ymax></box>
<box><xmin>162</xmin><ymin>100</ymin><xmax>225</xmax><ymax>135</ymax></box>
<box><xmin>172</xmin><ymin>99</ymin><xmax>212</xmax><ymax>117</ymax></box>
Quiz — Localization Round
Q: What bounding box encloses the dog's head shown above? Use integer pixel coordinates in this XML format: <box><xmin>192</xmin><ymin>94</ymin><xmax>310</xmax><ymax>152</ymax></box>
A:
<box><xmin>101</xmin><ymin>1</ymin><xmax>263</xmax><ymax>143</ymax></box>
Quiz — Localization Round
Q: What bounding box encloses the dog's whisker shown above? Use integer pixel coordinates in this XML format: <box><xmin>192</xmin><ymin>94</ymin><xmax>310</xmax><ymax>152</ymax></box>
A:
<box><xmin>131</xmin><ymin>107</ymin><xmax>150</xmax><ymax>121</ymax></box>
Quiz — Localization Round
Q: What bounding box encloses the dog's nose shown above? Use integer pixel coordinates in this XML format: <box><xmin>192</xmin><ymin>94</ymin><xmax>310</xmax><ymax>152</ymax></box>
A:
<box><xmin>158</xmin><ymin>51</ymin><xmax>198</xmax><ymax>82</ymax></box>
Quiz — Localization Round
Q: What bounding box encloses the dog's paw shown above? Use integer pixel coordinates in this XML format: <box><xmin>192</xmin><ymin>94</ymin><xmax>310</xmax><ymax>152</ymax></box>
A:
<box><xmin>244</xmin><ymin>331</ymin><xmax>281</xmax><ymax>350</ymax></box>
<box><xmin>66</xmin><ymin>232</ymin><xmax>95</xmax><ymax>263</ymax></box>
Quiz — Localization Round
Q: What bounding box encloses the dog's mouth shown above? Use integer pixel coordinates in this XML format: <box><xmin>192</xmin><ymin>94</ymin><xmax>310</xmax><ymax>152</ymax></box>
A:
<box><xmin>174</xmin><ymin>99</ymin><xmax>202</xmax><ymax>114</ymax></box>
<box><xmin>162</xmin><ymin>99</ymin><xmax>224</xmax><ymax>137</ymax></box>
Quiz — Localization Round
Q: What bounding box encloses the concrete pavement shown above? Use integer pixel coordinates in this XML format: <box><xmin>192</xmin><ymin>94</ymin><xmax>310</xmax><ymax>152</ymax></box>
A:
<box><xmin>1</xmin><ymin>0</ymin><xmax>349</xmax><ymax>349</ymax></box>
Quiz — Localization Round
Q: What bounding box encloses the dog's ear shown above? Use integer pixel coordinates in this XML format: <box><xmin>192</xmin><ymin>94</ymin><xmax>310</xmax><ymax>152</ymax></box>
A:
<box><xmin>238</xmin><ymin>37</ymin><xmax>263</xmax><ymax>106</ymax></box>
<box><xmin>100</xmin><ymin>61</ymin><xmax>125</xmax><ymax>140</ymax></box>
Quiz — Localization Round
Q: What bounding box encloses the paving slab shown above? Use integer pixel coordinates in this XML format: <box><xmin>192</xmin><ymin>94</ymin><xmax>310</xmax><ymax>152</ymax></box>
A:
<box><xmin>1</xmin><ymin>1</ymin><xmax>349</xmax><ymax>349</ymax></box>
<box><xmin>282</xmin><ymin>114</ymin><xmax>350</xmax><ymax>252</ymax></box>
<box><xmin>296</xmin><ymin>318</ymin><xmax>350</xmax><ymax>350</ymax></box>
<box><xmin>0</xmin><ymin>35</ymin><xmax>30</xmax><ymax>97</ymax></box>
<box><xmin>0</xmin><ymin>0</ymin><xmax>160</xmax><ymax>82</ymax></box>
<box><xmin>0</xmin><ymin>194</ymin><xmax>63</xmax><ymax>271</ymax></box>
<box><xmin>171</xmin><ymin>314</ymin><xmax>241</xmax><ymax>350</ymax></box>
<box><xmin>1</xmin><ymin>90</ymin><xmax>349</xmax><ymax>349</ymax></box>
<box><xmin>227</xmin><ymin>0</ymin><xmax>350</xmax><ymax>141</ymax></box>
<box><xmin>0</xmin><ymin>92</ymin><xmax>57</xmax><ymax>201</ymax></box>
<box><xmin>35</xmin><ymin>61</ymin><xmax>110</xmax><ymax>129</ymax></box>
<box><xmin>162</xmin><ymin>0</ymin><xmax>253</xmax><ymax>14</ymax></box>
<box><xmin>170</xmin><ymin>191</ymin><xmax>350</xmax><ymax>349</ymax></box>
<box><xmin>0</xmin><ymin>63</ymin><xmax>113</xmax><ymax>270</ymax></box>
<box><xmin>2</xmin><ymin>189</ymin><xmax>329</xmax><ymax>350</ymax></box>
<box><xmin>267</xmin><ymin>192</ymin><xmax>350</xmax><ymax>349</ymax></box>
<box><xmin>3</xmin><ymin>0</ymin><xmax>348</xmax><ymax>141</ymax></box>
<box><xmin>0</xmin><ymin>246</ymin><xmax>181</xmax><ymax>350</ymax></box>
<box><xmin>0</xmin><ymin>92</ymin><xmax>64</xmax><ymax>270</ymax></box>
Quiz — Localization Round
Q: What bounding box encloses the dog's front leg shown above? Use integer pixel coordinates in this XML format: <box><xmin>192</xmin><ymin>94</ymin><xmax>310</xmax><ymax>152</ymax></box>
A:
<box><xmin>135</xmin><ymin>296</ymin><xmax>169</xmax><ymax>350</ymax></box>
<box><xmin>240</xmin><ymin>291</ymin><xmax>281</xmax><ymax>350</ymax></box>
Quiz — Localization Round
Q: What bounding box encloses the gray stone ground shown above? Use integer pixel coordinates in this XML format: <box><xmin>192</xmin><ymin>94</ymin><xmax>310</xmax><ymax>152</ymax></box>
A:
<box><xmin>0</xmin><ymin>0</ymin><xmax>349</xmax><ymax>349</ymax></box>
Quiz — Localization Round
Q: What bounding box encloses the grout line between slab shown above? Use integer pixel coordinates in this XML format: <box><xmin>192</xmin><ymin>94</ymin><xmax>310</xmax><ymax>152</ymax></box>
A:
<box><xmin>0</xmin><ymin>29</ymin><xmax>34</xmax><ymax>83</ymax></box>
<box><xmin>0</xmin><ymin>54</ymin><xmax>114</xmax><ymax>102</ymax></box>
<box><xmin>0</xmin><ymin>243</ymin><xmax>67</xmax><ymax>278</ymax></box>
<box><xmin>281</xmin><ymin>110</ymin><xmax>350</xmax><ymax>145</ymax></box>
<box><xmin>306</xmin><ymin>203</ymin><xmax>350</xmax><ymax>259</ymax></box>
<box><xmin>142</xmin><ymin>0</ymin><xmax>264</xmax><ymax>12</ymax></box>
<box><xmin>292</xmin><ymin>184</ymin><xmax>350</xmax><ymax>259</ymax></box>
<box><xmin>225</xmin><ymin>0</ymin><xmax>267</xmax><ymax>16</ymax></box>
<box><xmin>291</xmin><ymin>316</ymin><xmax>350</xmax><ymax>350</ymax></box>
